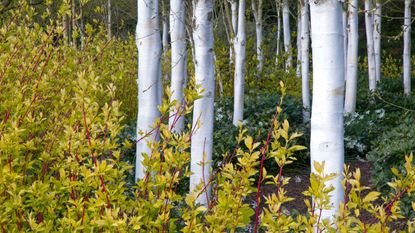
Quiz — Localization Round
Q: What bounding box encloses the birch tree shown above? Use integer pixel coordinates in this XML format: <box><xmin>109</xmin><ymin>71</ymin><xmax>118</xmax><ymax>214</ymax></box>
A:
<box><xmin>169</xmin><ymin>0</ymin><xmax>187</xmax><ymax>132</ymax></box>
<box><xmin>107</xmin><ymin>0</ymin><xmax>111</xmax><ymax>39</ymax></box>
<box><xmin>282</xmin><ymin>0</ymin><xmax>292</xmax><ymax>69</ymax></box>
<box><xmin>300</xmin><ymin>0</ymin><xmax>310</xmax><ymax>122</ymax></box>
<box><xmin>345</xmin><ymin>0</ymin><xmax>359</xmax><ymax>113</ymax></box>
<box><xmin>275</xmin><ymin>0</ymin><xmax>281</xmax><ymax>63</ymax></box>
<box><xmin>136</xmin><ymin>0</ymin><xmax>162</xmax><ymax>180</ymax></box>
<box><xmin>365</xmin><ymin>0</ymin><xmax>377</xmax><ymax>91</ymax></box>
<box><xmin>190</xmin><ymin>0</ymin><xmax>215</xmax><ymax>205</ymax></box>
<box><xmin>251</xmin><ymin>0</ymin><xmax>263</xmax><ymax>73</ymax></box>
<box><xmin>309</xmin><ymin>0</ymin><xmax>345</xmax><ymax>220</ymax></box>
<box><xmin>403</xmin><ymin>0</ymin><xmax>411</xmax><ymax>95</ymax></box>
<box><xmin>296</xmin><ymin>11</ymin><xmax>302</xmax><ymax>78</ymax></box>
<box><xmin>374</xmin><ymin>1</ymin><xmax>381</xmax><ymax>81</ymax></box>
<box><xmin>162</xmin><ymin>0</ymin><xmax>169</xmax><ymax>53</ymax></box>
<box><xmin>343</xmin><ymin>6</ymin><xmax>348</xmax><ymax>74</ymax></box>
<box><xmin>233</xmin><ymin>0</ymin><xmax>246</xmax><ymax>126</ymax></box>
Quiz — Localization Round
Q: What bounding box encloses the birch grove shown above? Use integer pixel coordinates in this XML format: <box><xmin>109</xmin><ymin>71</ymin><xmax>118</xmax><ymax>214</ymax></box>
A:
<box><xmin>309</xmin><ymin>0</ymin><xmax>345</xmax><ymax>220</ymax></box>
<box><xmin>190</xmin><ymin>0</ymin><xmax>215</xmax><ymax>205</ymax></box>
<box><xmin>136</xmin><ymin>0</ymin><xmax>162</xmax><ymax>180</ymax></box>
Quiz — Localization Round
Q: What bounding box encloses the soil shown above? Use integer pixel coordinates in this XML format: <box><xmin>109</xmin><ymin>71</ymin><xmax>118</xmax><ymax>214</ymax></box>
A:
<box><xmin>249</xmin><ymin>160</ymin><xmax>408</xmax><ymax>231</ymax></box>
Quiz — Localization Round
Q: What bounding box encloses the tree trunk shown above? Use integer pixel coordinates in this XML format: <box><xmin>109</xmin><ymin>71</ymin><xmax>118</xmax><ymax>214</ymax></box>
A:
<box><xmin>107</xmin><ymin>0</ymin><xmax>112</xmax><ymax>39</ymax></box>
<box><xmin>251</xmin><ymin>0</ymin><xmax>263</xmax><ymax>73</ymax></box>
<box><xmin>190</xmin><ymin>0</ymin><xmax>215</xmax><ymax>206</ymax></box>
<box><xmin>282</xmin><ymin>0</ymin><xmax>292</xmax><ymax>69</ymax></box>
<box><xmin>296</xmin><ymin>11</ymin><xmax>301</xmax><ymax>78</ymax></box>
<box><xmin>374</xmin><ymin>2</ymin><xmax>381</xmax><ymax>81</ymax></box>
<box><xmin>343</xmin><ymin>7</ymin><xmax>348</xmax><ymax>77</ymax></box>
<box><xmin>136</xmin><ymin>0</ymin><xmax>162</xmax><ymax>180</ymax></box>
<box><xmin>300</xmin><ymin>0</ymin><xmax>310</xmax><ymax>122</ymax></box>
<box><xmin>162</xmin><ymin>0</ymin><xmax>169</xmax><ymax>53</ymax></box>
<box><xmin>275</xmin><ymin>0</ymin><xmax>281</xmax><ymax>64</ymax></box>
<box><xmin>403</xmin><ymin>0</ymin><xmax>411</xmax><ymax>95</ymax></box>
<box><xmin>365</xmin><ymin>0</ymin><xmax>376</xmax><ymax>91</ymax></box>
<box><xmin>344</xmin><ymin>0</ymin><xmax>359</xmax><ymax>114</ymax></box>
<box><xmin>169</xmin><ymin>0</ymin><xmax>187</xmax><ymax>133</ymax></box>
<box><xmin>72</xmin><ymin>0</ymin><xmax>77</xmax><ymax>48</ymax></box>
<box><xmin>233</xmin><ymin>0</ymin><xmax>246</xmax><ymax>126</ymax></box>
<box><xmin>309</xmin><ymin>0</ymin><xmax>345</xmax><ymax>221</ymax></box>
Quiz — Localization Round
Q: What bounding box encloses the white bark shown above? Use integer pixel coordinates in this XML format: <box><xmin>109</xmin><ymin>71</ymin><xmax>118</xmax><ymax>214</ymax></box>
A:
<box><xmin>345</xmin><ymin>0</ymin><xmax>359</xmax><ymax>114</ymax></box>
<box><xmin>136</xmin><ymin>0</ymin><xmax>162</xmax><ymax>180</ymax></box>
<box><xmin>282</xmin><ymin>0</ymin><xmax>292</xmax><ymax>69</ymax></box>
<box><xmin>169</xmin><ymin>0</ymin><xmax>187</xmax><ymax>132</ymax></box>
<box><xmin>403</xmin><ymin>0</ymin><xmax>411</xmax><ymax>95</ymax></box>
<box><xmin>190</xmin><ymin>0</ymin><xmax>215</xmax><ymax>206</ymax></box>
<box><xmin>162</xmin><ymin>4</ymin><xmax>169</xmax><ymax>53</ymax></box>
<box><xmin>300</xmin><ymin>0</ymin><xmax>310</xmax><ymax>122</ymax></box>
<box><xmin>365</xmin><ymin>0</ymin><xmax>377</xmax><ymax>91</ymax></box>
<box><xmin>309</xmin><ymin>0</ymin><xmax>345</xmax><ymax>221</ymax></box>
<box><xmin>296</xmin><ymin>13</ymin><xmax>302</xmax><ymax>78</ymax></box>
<box><xmin>343</xmin><ymin>7</ymin><xmax>348</xmax><ymax>76</ymax></box>
<box><xmin>233</xmin><ymin>0</ymin><xmax>246</xmax><ymax>125</ymax></box>
<box><xmin>276</xmin><ymin>1</ymin><xmax>281</xmax><ymax>63</ymax></box>
<box><xmin>107</xmin><ymin>0</ymin><xmax>111</xmax><ymax>39</ymax></box>
<box><xmin>252</xmin><ymin>0</ymin><xmax>263</xmax><ymax>73</ymax></box>
<box><xmin>229</xmin><ymin>0</ymin><xmax>238</xmax><ymax>66</ymax></box>
<box><xmin>374</xmin><ymin>2</ymin><xmax>381</xmax><ymax>81</ymax></box>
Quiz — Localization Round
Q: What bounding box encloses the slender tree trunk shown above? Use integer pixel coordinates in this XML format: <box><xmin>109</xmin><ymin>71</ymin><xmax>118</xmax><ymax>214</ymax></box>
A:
<box><xmin>403</xmin><ymin>0</ymin><xmax>411</xmax><ymax>95</ymax></box>
<box><xmin>63</xmin><ymin>14</ymin><xmax>70</xmax><ymax>45</ymax></box>
<box><xmin>190</xmin><ymin>0</ymin><xmax>215</xmax><ymax>206</ymax></box>
<box><xmin>345</xmin><ymin>0</ymin><xmax>359</xmax><ymax>114</ymax></box>
<box><xmin>169</xmin><ymin>0</ymin><xmax>187</xmax><ymax>132</ymax></box>
<box><xmin>251</xmin><ymin>0</ymin><xmax>263</xmax><ymax>73</ymax></box>
<box><xmin>282</xmin><ymin>0</ymin><xmax>292</xmax><ymax>69</ymax></box>
<box><xmin>275</xmin><ymin>0</ymin><xmax>281</xmax><ymax>64</ymax></box>
<box><xmin>72</xmin><ymin>0</ymin><xmax>77</xmax><ymax>48</ymax></box>
<box><xmin>233</xmin><ymin>0</ymin><xmax>246</xmax><ymax>125</ymax></box>
<box><xmin>136</xmin><ymin>0</ymin><xmax>162</xmax><ymax>180</ymax></box>
<box><xmin>374</xmin><ymin>2</ymin><xmax>381</xmax><ymax>81</ymax></box>
<box><xmin>300</xmin><ymin>0</ymin><xmax>310</xmax><ymax>122</ymax></box>
<box><xmin>343</xmin><ymin>7</ymin><xmax>348</xmax><ymax>77</ymax></box>
<box><xmin>230</xmin><ymin>0</ymin><xmax>238</xmax><ymax>66</ymax></box>
<box><xmin>79</xmin><ymin>1</ymin><xmax>84</xmax><ymax>49</ymax></box>
<box><xmin>107</xmin><ymin>0</ymin><xmax>112</xmax><ymax>39</ymax></box>
<box><xmin>309</xmin><ymin>0</ymin><xmax>345</xmax><ymax>221</ymax></box>
<box><xmin>365</xmin><ymin>0</ymin><xmax>376</xmax><ymax>91</ymax></box>
<box><xmin>162</xmin><ymin>0</ymin><xmax>169</xmax><ymax>53</ymax></box>
<box><xmin>296</xmin><ymin>11</ymin><xmax>302</xmax><ymax>78</ymax></box>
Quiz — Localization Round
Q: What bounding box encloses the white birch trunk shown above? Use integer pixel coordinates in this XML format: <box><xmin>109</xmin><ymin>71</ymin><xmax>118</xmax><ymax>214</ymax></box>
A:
<box><xmin>343</xmin><ymin>7</ymin><xmax>348</xmax><ymax>76</ymax></box>
<box><xmin>365</xmin><ymin>0</ymin><xmax>377</xmax><ymax>91</ymax></box>
<box><xmin>309</xmin><ymin>0</ymin><xmax>345</xmax><ymax>221</ymax></box>
<box><xmin>296</xmin><ymin>13</ymin><xmax>302</xmax><ymax>78</ymax></box>
<box><xmin>107</xmin><ymin>0</ymin><xmax>111</xmax><ymax>39</ymax></box>
<box><xmin>345</xmin><ymin>0</ymin><xmax>359</xmax><ymax>114</ymax></box>
<box><xmin>300</xmin><ymin>0</ymin><xmax>310</xmax><ymax>122</ymax></box>
<box><xmin>169</xmin><ymin>0</ymin><xmax>187</xmax><ymax>132</ymax></box>
<box><xmin>374</xmin><ymin>2</ymin><xmax>381</xmax><ymax>81</ymax></box>
<box><xmin>282</xmin><ymin>0</ymin><xmax>292</xmax><ymax>69</ymax></box>
<box><xmin>230</xmin><ymin>0</ymin><xmax>238</xmax><ymax>66</ymax></box>
<box><xmin>136</xmin><ymin>0</ymin><xmax>162</xmax><ymax>180</ymax></box>
<box><xmin>252</xmin><ymin>0</ymin><xmax>263</xmax><ymax>73</ymax></box>
<box><xmin>233</xmin><ymin>0</ymin><xmax>246</xmax><ymax>125</ymax></box>
<box><xmin>190</xmin><ymin>0</ymin><xmax>215</xmax><ymax>206</ymax></box>
<box><xmin>276</xmin><ymin>1</ymin><xmax>281</xmax><ymax>64</ymax></box>
<box><xmin>403</xmin><ymin>0</ymin><xmax>411</xmax><ymax>95</ymax></box>
<box><xmin>162</xmin><ymin>5</ymin><xmax>169</xmax><ymax>53</ymax></box>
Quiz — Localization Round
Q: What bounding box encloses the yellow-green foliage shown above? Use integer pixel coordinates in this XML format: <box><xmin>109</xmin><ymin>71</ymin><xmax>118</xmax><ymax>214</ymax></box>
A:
<box><xmin>1</xmin><ymin>2</ymin><xmax>415</xmax><ymax>232</ymax></box>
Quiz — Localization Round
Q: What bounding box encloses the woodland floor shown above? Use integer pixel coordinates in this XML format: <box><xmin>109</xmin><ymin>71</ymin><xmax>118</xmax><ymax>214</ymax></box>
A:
<box><xmin>249</xmin><ymin>160</ymin><xmax>408</xmax><ymax>231</ymax></box>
